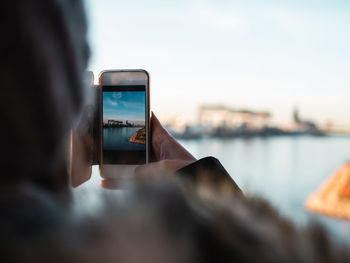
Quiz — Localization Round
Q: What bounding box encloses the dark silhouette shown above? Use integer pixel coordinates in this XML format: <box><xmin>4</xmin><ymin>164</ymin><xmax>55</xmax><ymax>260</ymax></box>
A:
<box><xmin>1</xmin><ymin>179</ymin><xmax>350</xmax><ymax>262</ymax></box>
<box><xmin>0</xmin><ymin>0</ymin><xmax>89</xmax><ymax>199</ymax></box>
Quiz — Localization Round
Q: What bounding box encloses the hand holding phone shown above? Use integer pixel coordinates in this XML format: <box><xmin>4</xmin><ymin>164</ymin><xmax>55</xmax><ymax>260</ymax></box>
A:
<box><xmin>71</xmin><ymin>69</ymin><xmax>193</xmax><ymax>188</ymax></box>
<box><xmin>101</xmin><ymin>114</ymin><xmax>197</xmax><ymax>189</ymax></box>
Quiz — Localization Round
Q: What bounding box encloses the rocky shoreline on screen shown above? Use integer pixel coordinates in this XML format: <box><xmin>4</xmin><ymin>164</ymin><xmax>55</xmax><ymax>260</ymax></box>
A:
<box><xmin>129</xmin><ymin>127</ymin><xmax>146</xmax><ymax>145</ymax></box>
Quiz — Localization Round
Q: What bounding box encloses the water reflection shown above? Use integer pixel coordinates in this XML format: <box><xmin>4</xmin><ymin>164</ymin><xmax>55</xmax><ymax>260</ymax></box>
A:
<box><xmin>103</xmin><ymin>127</ymin><xmax>145</xmax><ymax>151</ymax></box>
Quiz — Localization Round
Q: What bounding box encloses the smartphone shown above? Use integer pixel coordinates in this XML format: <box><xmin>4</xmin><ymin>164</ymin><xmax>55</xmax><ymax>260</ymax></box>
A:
<box><xmin>99</xmin><ymin>70</ymin><xmax>150</xmax><ymax>178</ymax></box>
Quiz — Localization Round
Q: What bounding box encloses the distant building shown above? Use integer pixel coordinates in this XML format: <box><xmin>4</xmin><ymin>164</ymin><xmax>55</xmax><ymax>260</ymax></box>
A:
<box><xmin>292</xmin><ymin>108</ymin><xmax>317</xmax><ymax>131</ymax></box>
<box><xmin>198</xmin><ymin>105</ymin><xmax>271</xmax><ymax>130</ymax></box>
<box><xmin>108</xmin><ymin>120</ymin><xmax>123</xmax><ymax>126</ymax></box>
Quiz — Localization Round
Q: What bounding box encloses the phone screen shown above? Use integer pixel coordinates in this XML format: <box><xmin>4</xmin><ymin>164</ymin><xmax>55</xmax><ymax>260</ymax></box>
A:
<box><xmin>102</xmin><ymin>85</ymin><xmax>146</xmax><ymax>164</ymax></box>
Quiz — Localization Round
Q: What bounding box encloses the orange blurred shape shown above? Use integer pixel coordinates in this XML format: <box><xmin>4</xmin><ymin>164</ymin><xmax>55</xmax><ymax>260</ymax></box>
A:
<box><xmin>340</xmin><ymin>184</ymin><xmax>350</xmax><ymax>198</ymax></box>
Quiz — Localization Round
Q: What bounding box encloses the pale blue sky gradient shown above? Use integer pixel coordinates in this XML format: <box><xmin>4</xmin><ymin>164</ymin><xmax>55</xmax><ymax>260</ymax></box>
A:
<box><xmin>85</xmin><ymin>0</ymin><xmax>350</xmax><ymax>126</ymax></box>
<box><xmin>103</xmin><ymin>91</ymin><xmax>145</xmax><ymax>122</ymax></box>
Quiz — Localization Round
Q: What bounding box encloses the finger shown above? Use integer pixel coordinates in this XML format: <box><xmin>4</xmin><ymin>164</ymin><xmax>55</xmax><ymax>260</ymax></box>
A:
<box><xmin>100</xmin><ymin>179</ymin><xmax>122</xmax><ymax>190</ymax></box>
<box><xmin>151</xmin><ymin>113</ymin><xmax>172</xmax><ymax>160</ymax></box>
<box><xmin>134</xmin><ymin>159</ymin><xmax>194</xmax><ymax>178</ymax></box>
<box><xmin>159</xmin><ymin>137</ymin><xmax>196</xmax><ymax>161</ymax></box>
<box><xmin>100</xmin><ymin>165</ymin><xmax>136</xmax><ymax>179</ymax></box>
<box><xmin>151</xmin><ymin>113</ymin><xmax>196</xmax><ymax>161</ymax></box>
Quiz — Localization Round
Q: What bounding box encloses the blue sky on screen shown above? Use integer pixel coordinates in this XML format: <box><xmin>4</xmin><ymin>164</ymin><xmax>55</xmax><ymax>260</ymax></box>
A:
<box><xmin>85</xmin><ymin>0</ymin><xmax>350</xmax><ymax>126</ymax></box>
<box><xmin>103</xmin><ymin>91</ymin><xmax>145</xmax><ymax>122</ymax></box>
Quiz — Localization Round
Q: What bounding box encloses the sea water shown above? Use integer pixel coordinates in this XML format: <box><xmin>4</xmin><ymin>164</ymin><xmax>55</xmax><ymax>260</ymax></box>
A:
<box><xmin>75</xmin><ymin>135</ymin><xmax>350</xmax><ymax>244</ymax></box>
<box><xmin>103</xmin><ymin>127</ymin><xmax>145</xmax><ymax>150</ymax></box>
<box><xmin>180</xmin><ymin>135</ymin><xmax>350</xmax><ymax>244</ymax></box>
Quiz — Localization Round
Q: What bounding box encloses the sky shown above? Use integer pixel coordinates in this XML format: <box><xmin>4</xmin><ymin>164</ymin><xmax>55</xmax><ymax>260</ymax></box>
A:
<box><xmin>85</xmin><ymin>0</ymin><xmax>350</xmax><ymax>127</ymax></box>
<box><xmin>103</xmin><ymin>91</ymin><xmax>145</xmax><ymax>122</ymax></box>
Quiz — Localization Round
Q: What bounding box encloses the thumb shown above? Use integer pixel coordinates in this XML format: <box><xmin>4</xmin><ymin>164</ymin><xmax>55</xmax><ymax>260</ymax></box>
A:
<box><xmin>134</xmin><ymin>159</ymin><xmax>194</xmax><ymax>178</ymax></box>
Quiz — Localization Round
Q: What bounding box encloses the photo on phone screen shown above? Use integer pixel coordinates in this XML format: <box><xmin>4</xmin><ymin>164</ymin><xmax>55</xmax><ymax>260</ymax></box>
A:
<box><xmin>102</xmin><ymin>85</ymin><xmax>146</xmax><ymax>164</ymax></box>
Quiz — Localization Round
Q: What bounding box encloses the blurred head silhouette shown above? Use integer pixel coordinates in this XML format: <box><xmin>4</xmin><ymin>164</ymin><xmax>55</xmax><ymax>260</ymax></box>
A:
<box><xmin>0</xmin><ymin>0</ymin><xmax>89</xmax><ymax>196</ymax></box>
<box><xmin>2</xmin><ymin>178</ymin><xmax>350</xmax><ymax>263</ymax></box>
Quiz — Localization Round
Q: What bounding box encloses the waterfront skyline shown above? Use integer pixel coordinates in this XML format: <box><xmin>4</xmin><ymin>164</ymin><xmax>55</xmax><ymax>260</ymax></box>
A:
<box><xmin>85</xmin><ymin>0</ymin><xmax>350</xmax><ymax>127</ymax></box>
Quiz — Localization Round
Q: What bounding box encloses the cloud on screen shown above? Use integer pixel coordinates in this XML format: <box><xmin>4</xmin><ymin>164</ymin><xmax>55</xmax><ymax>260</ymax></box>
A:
<box><xmin>103</xmin><ymin>91</ymin><xmax>145</xmax><ymax>122</ymax></box>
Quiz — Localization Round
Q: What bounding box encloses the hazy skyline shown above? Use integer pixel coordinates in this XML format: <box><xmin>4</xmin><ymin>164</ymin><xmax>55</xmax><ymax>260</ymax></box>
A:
<box><xmin>85</xmin><ymin>0</ymin><xmax>350</xmax><ymax>127</ymax></box>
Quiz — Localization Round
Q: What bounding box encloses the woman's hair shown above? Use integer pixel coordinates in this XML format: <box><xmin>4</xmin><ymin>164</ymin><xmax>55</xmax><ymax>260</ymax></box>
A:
<box><xmin>0</xmin><ymin>178</ymin><xmax>349</xmax><ymax>263</ymax></box>
<box><xmin>0</xmin><ymin>0</ymin><xmax>89</xmax><ymax>195</ymax></box>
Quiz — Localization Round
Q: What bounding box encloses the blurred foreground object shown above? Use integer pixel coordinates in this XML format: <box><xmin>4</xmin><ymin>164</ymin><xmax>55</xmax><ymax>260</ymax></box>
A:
<box><xmin>70</xmin><ymin>72</ymin><xmax>100</xmax><ymax>187</ymax></box>
<box><xmin>4</xmin><ymin>178</ymin><xmax>350</xmax><ymax>262</ymax></box>
<box><xmin>0</xmin><ymin>0</ymin><xmax>89</xmax><ymax>198</ymax></box>
<box><xmin>305</xmin><ymin>162</ymin><xmax>350</xmax><ymax>220</ymax></box>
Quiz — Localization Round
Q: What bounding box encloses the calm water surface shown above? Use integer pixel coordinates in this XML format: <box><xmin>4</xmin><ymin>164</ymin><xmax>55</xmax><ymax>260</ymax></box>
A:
<box><xmin>75</xmin><ymin>135</ymin><xmax>350</xmax><ymax>244</ymax></box>
<box><xmin>180</xmin><ymin>135</ymin><xmax>350</xmax><ymax>244</ymax></box>
<box><xmin>104</xmin><ymin>127</ymin><xmax>145</xmax><ymax>150</ymax></box>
